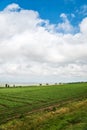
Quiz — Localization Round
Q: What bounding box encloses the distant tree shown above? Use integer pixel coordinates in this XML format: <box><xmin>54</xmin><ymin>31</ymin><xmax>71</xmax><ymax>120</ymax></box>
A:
<box><xmin>46</xmin><ymin>83</ymin><xmax>49</xmax><ymax>86</ymax></box>
<box><xmin>8</xmin><ymin>84</ymin><xmax>10</xmax><ymax>88</ymax></box>
<box><xmin>5</xmin><ymin>84</ymin><xmax>10</xmax><ymax>88</ymax></box>
<box><xmin>13</xmin><ymin>84</ymin><xmax>15</xmax><ymax>87</ymax></box>
<box><xmin>39</xmin><ymin>83</ymin><xmax>42</xmax><ymax>86</ymax></box>
<box><xmin>5</xmin><ymin>84</ymin><xmax>8</xmax><ymax>88</ymax></box>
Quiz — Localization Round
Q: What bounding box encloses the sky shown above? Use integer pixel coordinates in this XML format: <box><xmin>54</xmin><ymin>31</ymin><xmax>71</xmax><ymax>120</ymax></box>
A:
<box><xmin>0</xmin><ymin>0</ymin><xmax>87</xmax><ymax>84</ymax></box>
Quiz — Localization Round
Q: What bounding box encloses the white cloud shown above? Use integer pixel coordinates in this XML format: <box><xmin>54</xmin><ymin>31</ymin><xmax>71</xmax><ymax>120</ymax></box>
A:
<box><xmin>60</xmin><ymin>13</ymin><xmax>67</xmax><ymax>19</ymax></box>
<box><xmin>79</xmin><ymin>17</ymin><xmax>87</xmax><ymax>34</ymax></box>
<box><xmin>0</xmin><ymin>3</ymin><xmax>87</xmax><ymax>83</ymax></box>
<box><xmin>4</xmin><ymin>3</ymin><xmax>21</xmax><ymax>12</ymax></box>
<box><xmin>57</xmin><ymin>13</ymin><xmax>75</xmax><ymax>33</ymax></box>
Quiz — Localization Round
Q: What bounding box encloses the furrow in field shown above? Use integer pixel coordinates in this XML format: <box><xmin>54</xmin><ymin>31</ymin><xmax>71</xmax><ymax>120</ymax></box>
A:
<box><xmin>0</xmin><ymin>94</ymin><xmax>34</xmax><ymax>101</ymax></box>
<box><xmin>0</xmin><ymin>97</ymin><xmax>32</xmax><ymax>105</ymax></box>
<box><xmin>0</xmin><ymin>103</ymin><xmax>9</xmax><ymax>108</ymax></box>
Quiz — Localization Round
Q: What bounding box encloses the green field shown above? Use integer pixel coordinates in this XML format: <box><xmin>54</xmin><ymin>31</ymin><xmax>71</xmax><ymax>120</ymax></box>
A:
<box><xmin>0</xmin><ymin>83</ymin><xmax>87</xmax><ymax>130</ymax></box>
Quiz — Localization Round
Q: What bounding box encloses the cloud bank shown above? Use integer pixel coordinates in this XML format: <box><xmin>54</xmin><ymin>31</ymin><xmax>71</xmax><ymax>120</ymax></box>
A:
<box><xmin>0</xmin><ymin>3</ymin><xmax>87</xmax><ymax>83</ymax></box>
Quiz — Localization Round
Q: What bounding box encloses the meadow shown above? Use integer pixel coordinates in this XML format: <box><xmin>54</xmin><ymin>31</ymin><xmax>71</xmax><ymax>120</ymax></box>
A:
<box><xmin>0</xmin><ymin>82</ymin><xmax>87</xmax><ymax>130</ymax></box>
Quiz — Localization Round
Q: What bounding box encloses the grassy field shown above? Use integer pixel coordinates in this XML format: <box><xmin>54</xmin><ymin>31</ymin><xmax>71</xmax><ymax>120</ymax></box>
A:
<box><xmin>0</xmin><ymin>83</ymin><xmax>87</xmax><ymax>130</ymax></box>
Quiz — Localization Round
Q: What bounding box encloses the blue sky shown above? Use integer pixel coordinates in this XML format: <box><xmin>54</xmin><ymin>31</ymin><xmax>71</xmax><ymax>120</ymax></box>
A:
<box><xmin>0</xmin><ymin>0</ymin><xmax>87</xmax><ymax>83</ymax></box>
<box><xmin>0</xmin><ymin>0</ymin><xmax>87</xmax><ymax>25</ymax></box>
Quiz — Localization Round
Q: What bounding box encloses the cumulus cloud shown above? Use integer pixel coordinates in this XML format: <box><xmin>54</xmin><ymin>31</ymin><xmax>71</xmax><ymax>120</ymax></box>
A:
<box><xmin>57</xmin><ymin>13</ymin><xmax>75</xmax><ymax>33</ymax></box>
<box><xmin>4</xmin><ymin>3</ymin><xmax>21</xmax><ymax>12</ymax></box>
<box><xmin>0</xmin><ymin>3</ymin><xmax>87</xmax><ymax>83</ymax></box>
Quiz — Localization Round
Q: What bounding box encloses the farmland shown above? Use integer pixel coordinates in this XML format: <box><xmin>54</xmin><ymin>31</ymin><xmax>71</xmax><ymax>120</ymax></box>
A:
<box><xmin>0</xmin><ymin>82</ymin><xmax>87</xmax><ymax>130</ymax></box>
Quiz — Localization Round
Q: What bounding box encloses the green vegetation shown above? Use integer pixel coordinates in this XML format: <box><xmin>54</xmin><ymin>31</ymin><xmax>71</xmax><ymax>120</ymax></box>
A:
<box><xmin>0</xmin><ymin>83</ymin><xmax>87</xmax><ymax>130</ymax></box>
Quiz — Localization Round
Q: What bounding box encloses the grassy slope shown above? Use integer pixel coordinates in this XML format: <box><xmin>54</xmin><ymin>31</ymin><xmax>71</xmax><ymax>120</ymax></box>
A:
<box><xmin>0</xmin><ymin>83</ymin><xmax>87</xmax><ymax>129</ymax></box>
<box><xmin>0</xmin><ymin>98</ymin><xmax>87</xmax><ymax>130</ymax></box>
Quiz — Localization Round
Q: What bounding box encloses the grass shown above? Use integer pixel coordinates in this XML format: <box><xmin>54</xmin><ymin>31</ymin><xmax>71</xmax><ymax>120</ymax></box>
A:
<box><xmin>0</xmin><ymin>82</ymin><xmax>87</xmax><ymax>129</ymax></box>
<box><xmin>0</xmin><ymin>98</ymin><xmax>87</xmax><ymax>130</ymax></box>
